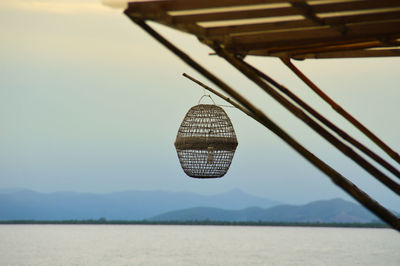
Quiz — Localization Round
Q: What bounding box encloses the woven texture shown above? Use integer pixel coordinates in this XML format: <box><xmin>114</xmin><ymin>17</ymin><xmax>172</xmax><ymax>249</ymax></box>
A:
<box><xmin>175</xmin><ymin>104</ymin><xmax>238</xmax><ymax>178</ymax></box>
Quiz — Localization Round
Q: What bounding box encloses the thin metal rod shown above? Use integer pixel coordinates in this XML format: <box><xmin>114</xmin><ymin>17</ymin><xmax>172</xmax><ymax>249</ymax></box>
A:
<box><xmin>240</xmin><ymin>60</ymin><xmax>400</xmax><ymax>180</ymax></box>
<box><xmin>183</xmin><ymin>73</ymin><xmax>253</xmax><ymax>117</ymax></box>
<box><xmin>281</xmin><ymin>57</ymin><xmax>400</xmax><ymax>164</ymax></box>
<box><xmin>125</xmin><ymin>15</ymin><xmax>400</xmax><ymax>231</ymax></box>
<box><xmin>213</xmin><ymin>46</ymin><xmax>400</xmax><ymax>196</ymax></box>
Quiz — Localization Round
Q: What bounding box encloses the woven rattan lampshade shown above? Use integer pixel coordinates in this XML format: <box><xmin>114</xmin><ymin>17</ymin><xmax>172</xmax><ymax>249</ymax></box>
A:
<box><xmin>174</xmin><ymin>104</ymin><xmax>238</xmax><ymax>178</ymax></box>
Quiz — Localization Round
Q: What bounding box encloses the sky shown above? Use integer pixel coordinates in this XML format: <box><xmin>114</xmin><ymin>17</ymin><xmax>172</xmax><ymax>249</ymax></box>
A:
<box><xmin>1</xmin><ymin>0</ymin><xmax>399</xmax><ymax>210</ymax></box>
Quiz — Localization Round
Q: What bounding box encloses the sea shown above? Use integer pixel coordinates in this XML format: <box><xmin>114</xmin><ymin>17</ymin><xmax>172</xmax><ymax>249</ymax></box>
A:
<box><xmin>0</xmin><ymin>225</ymin><xmax>399</xmax><ymax>265</ymax></box>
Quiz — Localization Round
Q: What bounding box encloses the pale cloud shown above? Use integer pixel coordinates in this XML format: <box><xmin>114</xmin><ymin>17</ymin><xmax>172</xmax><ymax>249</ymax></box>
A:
<box><xmin>0</xmin><ymin>0</ymin><xmax>112</xmax><ymax>14</ymax></box>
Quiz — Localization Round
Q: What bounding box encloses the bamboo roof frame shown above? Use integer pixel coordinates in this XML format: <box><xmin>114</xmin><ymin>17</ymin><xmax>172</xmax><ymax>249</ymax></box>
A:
<box><xmin>122</xmin><ymin>0</ymin><xmax>400</xmax><ymax>231</ymax></box>
<box><xmin>125</xmin><ymin>0</ymin><xmax>400</xmax><ymax>59</ymax></box>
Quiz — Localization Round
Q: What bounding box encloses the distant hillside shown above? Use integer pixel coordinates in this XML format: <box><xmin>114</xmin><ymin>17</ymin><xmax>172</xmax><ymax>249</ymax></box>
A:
<box><xmin>0</xmin><ymin>188</ymin><xmax>281</xmax><ymax>220</ymax></box>
<box><xmin>151</xmin><ymin>198</ymin><xmax>381</xmax><ymax>223</ymax></box>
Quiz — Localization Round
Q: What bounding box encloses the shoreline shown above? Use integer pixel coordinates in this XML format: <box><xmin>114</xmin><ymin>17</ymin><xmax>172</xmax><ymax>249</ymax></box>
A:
<box><xmin>0</xmin><ymin>220</ymin><xmax>388</xmax><ymax>228</ymax></box>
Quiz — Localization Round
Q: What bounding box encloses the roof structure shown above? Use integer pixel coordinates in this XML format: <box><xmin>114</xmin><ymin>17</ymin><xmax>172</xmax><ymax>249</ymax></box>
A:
<box><xmin>124</xmin><ymin>0</ymin><xmax>400</xmax><ymax>59</ymax></box>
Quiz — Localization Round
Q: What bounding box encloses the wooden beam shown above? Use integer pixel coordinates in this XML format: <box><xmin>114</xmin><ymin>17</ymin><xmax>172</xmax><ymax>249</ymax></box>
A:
<box><xmin>292</xmin><ymin>48</ymin><xmax>400</xmax><ymax>59</ymax></box>
<box><xmin>243</xmin><ymin>38</ymin><xmax>400</xmax><ymax>57</ymax></box>
<box><xmin>269</xmin><ymin>41</ymin><xmax>400</xmax><ymax>57</ymax></box>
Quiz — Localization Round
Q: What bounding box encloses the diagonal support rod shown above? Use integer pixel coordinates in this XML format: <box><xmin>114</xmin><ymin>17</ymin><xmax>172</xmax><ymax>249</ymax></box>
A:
<box><xmin>281</xmin><ymin>57</ymin><xmax>400</xmax><ymax>164</ymax></box>
<box><xmin>125</xmin><ymin>15</ymin><xmax>400</xmax><ymax>231</ymax></box>
<box><xmin>240</xmin><ymin>59</ymin><xmax>400</xmax><ymax>180</ymax></box>
<box><xmin>182</xmin><ymin>73</ymin><xmax>253</xmax><ymax>117</ymax></box>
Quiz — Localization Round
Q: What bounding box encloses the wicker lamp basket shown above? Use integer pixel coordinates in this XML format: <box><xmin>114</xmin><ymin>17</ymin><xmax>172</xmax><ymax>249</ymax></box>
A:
<box><xmin>174</xmin><ymin>104</ymin><xmax>238</xmax><ymax>178</ymax></box>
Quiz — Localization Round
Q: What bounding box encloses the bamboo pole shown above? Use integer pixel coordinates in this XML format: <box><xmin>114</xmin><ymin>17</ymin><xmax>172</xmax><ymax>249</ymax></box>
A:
<box><xmin>182</xmin><ymin>73</ymin><xmax>253</xmax><ymax>117</ymax></box>
<box><xmin>212</xmin><ymin>46</ymin><xmax>400</xmax><ymax>196</ymax></box>
<box><xmin>240</xmin><ymin>60</ymin><xmax>400</xmax><ymax>180</ymax></box>
<box><xmin>281</xmin><ymin>57</ymin><xmax>400</xmax><ymax>164</ymax></box>
<box><xmin>125</xmin><ymin>15</ymin><xmax>400</xmax><ymax>231</ymax></box>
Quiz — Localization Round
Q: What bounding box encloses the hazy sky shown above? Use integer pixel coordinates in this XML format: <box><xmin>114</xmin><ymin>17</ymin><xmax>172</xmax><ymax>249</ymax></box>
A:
<box><xmin>1</xmin><ymin>0</ymin><xmax>399</xmax><ymax>210</ymax></box>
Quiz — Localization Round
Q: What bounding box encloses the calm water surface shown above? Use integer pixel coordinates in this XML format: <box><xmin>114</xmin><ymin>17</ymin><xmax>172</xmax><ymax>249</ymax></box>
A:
<box><xmin>0</xmin><ymin>225</ymin><xmax>399</xmax><ymax>265</ymax></box>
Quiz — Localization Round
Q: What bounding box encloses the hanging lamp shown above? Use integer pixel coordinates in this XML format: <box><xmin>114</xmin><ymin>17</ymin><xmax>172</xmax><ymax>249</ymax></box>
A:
<box><xmin>174</xmin><ymin>96</ymin><xmax>238</xmax><ymax>178</ymax></box>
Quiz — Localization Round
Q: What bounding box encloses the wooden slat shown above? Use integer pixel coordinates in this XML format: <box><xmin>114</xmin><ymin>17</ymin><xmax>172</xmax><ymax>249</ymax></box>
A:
<box><xmin>203</xmin><ymin>10</ymin><xmax>400</xmax><ymax>37</ymax></box>
<box><xmin>293</xmin><ymin>48</ymin><xmax>400</xmax><ymax>59</ymax></box>
<box><xmin>204</xmin><ymin>19</ymin><xmax>313</xmax><ymax>37</ymax></box>
<box><xmin>232</xmin><ymin>35</ymin><xmax>400</xmax><ymax>56</ymax></box>
<box><xmin>123</xmin><ymin>6</ymin><xmax>206</xmax><ymax>37</ymax></box>
<box><xmin>244</xmin><ymin>39</ymin><xmax>377</xmax><ymax>56</ymax></box>
<box><xmin>231</xmin><ymin>26</ymin><xmax>339</xmax><ymax>46</ymax></box>
<box><xmin>228</xmin><ymin>20</ymin><xmax>400</xmax><ymax>51</ymax></box>
<box><xmin>127</xmin><ymin>0</ymin><xmax>317</xmax><ymax>12</ymax></box>
<box><xmin>214</xmin><ymin>33</ymin><xmax>400</xmax><ymax>59</ymax></box>
<box><xmin>265</xmin><ymin>43</ymin><xmax>400</xmax><ymax>58</ymax></box>
<box><xmin>172</xmin><ymin>7</ymin><xmax>298</xmax><ymax>24</ymax></box>
<box><xmin>273</xmin><ymin>41</ymin><xmax>399</xmax><ymax>57</ymax></box>
<box><xmin>310</xmin><ymin>0</ymin><xmax>400</xmax><ymax>14</ymax></box>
